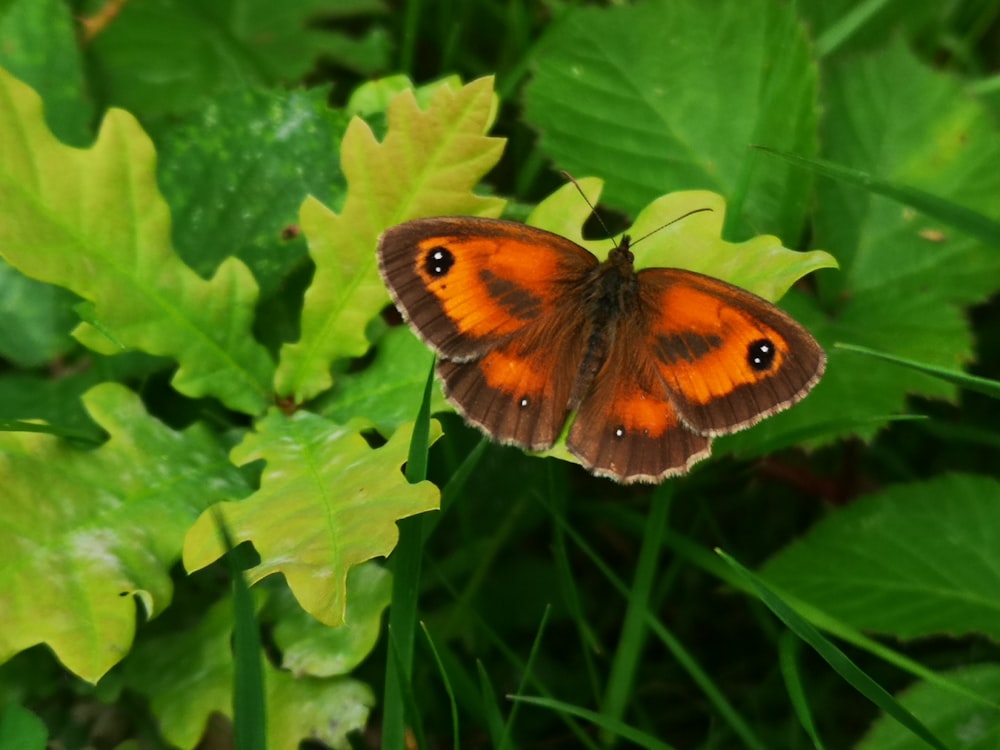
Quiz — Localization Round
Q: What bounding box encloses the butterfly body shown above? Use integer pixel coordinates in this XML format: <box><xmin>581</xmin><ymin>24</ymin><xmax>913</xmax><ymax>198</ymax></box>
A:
<box><xmin>377</xmin><ymin>216</ymin><xmax>824</xmax><ymax>483</ymax></box>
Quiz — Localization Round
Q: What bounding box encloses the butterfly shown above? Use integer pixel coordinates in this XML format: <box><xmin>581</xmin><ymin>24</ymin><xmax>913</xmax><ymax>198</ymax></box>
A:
<box><xmin>377</xmin><ymin>216</ymin><xmax>825</xmax><ymax>483</ymax></box>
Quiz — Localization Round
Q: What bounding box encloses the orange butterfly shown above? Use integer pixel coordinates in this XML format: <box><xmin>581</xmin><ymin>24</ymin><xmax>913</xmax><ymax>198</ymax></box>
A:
<box><xmin>377</xmin><ymin>216</ymin><xmax>824</xmax><ymax>483</ymax></box>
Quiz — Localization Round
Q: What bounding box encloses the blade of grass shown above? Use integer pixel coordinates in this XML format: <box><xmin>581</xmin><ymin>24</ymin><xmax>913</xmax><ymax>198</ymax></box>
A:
<box><xmin>543</xmin><ymin>504</ymin><xmax>768</xmax><ymax>750</ymax></box>
<box><xmin>601</xmin><ymin>484</ymin><xmax>672</xmax><ymax>740</ymax></box>
<box><xmin>421</xmin><ymin>623</ymin><xmax>459</xmax><ymax>750</ymax></box>
<box><xmin>422</xmin><ymin>436</ymin><xmax>489</xmax><ymax>544</ymax></box>
<box><xmin>476</xmin><ymin>660</ymin><xmax>513</xmax><ymax>750</ymax></box>
<box><xmin>383</xmin><ymin>360</ymin><xmax>436</xmax><ymax>750</ymax></box>
<box><xmin>754</xmin><ymin>147</ymin><xmax>1000</xmax><ymax>246</ymax></box>
<box><xmin>426</xmin><ymin>559</ymin><xmax>602</xmax><ymax>750</ymax></box>
<box><xmin>499</xmin><ymin>604</ymin><xmax>552</xmax><ymax>750</ymax></box>
<box><xmin>814</xmin><ymin>0</ymin><xmax>896</xmax><ymax>57</ymax></box>
<box><xmin>214</xmin><ymin>510</ymin><xmax>266</xmax><ymax>750</ymax></box>
<box><xmin>836</xmin><ymin>342</ymin><xmax>1000</xmax><ymax>398</ymax></box>
<box><xmin>388</xmin><ymin>626</ymin><xmax>427</xmax><ymax>750</ymax></box>
<box><xmin>717</xmin><ymin>549</ymin><xmax>948</xmax><ymax>750</ymax></box>
<box><xmin>551</xmin><ymin>502</ymin><xmax>604</xmax><ymax>703</ymax></box>
<box><xmin>779</xmin><ymin>632</ymin><xmax>827</xmax><ymax>750</ymax></box>
<box><xmin>507</xmin><ymin>695</ymin><xmax>678</xmax><ymax>750</ymax></box>
<box><xmin>663</xmin><ymin>529</ymin><xmax>1000</xmax><ymax>712</ymax></box>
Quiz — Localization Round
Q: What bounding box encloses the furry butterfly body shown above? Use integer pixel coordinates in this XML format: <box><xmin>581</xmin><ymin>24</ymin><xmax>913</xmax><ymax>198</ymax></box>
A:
<box><xmin>377</xmin><ymin>216</ymin><xmax>824</xmax><ymax>483</ymax></box>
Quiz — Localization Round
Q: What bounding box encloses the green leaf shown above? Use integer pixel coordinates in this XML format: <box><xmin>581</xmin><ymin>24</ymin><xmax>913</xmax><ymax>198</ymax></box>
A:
<box><xmin>268</xmin><ymin>668</ymin><xmax>374</xmax><ymax>750</ymax></box>
<box><xmin>526</xmin><ymin>179</ymin><xmax>836</xmax><ymax>300</ymax></box>
<box><xmin>0</xmin><ymin>67</ymin><xmax>275</xmax><ymax>414</ymax></box>
<box><xmin>0</xmin><ymin>352</ymin><xmax>165</xmax><ymax>443</ymax></box>
<box><xmin>83</xmin><ymin>0</ymin><xmax>389</xmax><ymax>121</ymax></box>
<box><xmin>270</xmin><ymin>561</ymin><xmax>392</xmax><ymax>678</ymax></box>
<box><xmin>183</xmin><ymin>410</ymin><xmax>441</xmax><ymax>626</ymax></box>
<box><xmin>0</xmin><ymin>703</ymin><xmax>47</xmax><ymax>750</ymax></box>
<box><xmin>857</xmin><ymin>663</ymin><xmax>1000</xmax><ymax>750</ymax></box>
<box><xmin>124</xmin><ymin>592</ymin><xmax>374</xmax><ymax>750</ymax></box>
<box><xmin>317</xmin><ymin>326</ymin><xmax>449</xmax><ymax>438</ymax></box>
<box><xmin>797</xmin><ymin>41</ymin><xmax>1000</xmax><ymax>442</ymax></box>
<box><xmin>156</xmin><ymin>87</ymin><xmax>351</xmax><ymax>299</ymax></box>
<box><xmin>124</xmin><ymin>594</ymin><xmax>243</xmax><ymax>749</ymax></box>
<box><xmin>0</xmin><ymin>0</ymin><xmax>92</xmax><ymax>146</ymax></box>
<box><xmin>0</xmin><ymin>260</ymin><xmax>77</xmax><ymax>367</ymax></box>
<box><xmin>276</xmin><ymin>77</ymin><xmax>505</xmax><ymax>402</ymax></box>
<box><xmin>762</xmin><ymin>474</ymin><xmax>1000</xmax><ymax>641</ymax></box>
<box><xmin>524</xmin><ymin>0</ymin><xmax>819</xmax><ymax>241</ymax></box>
<box><xmin>0</xmin><ymin>383</ymin><xmax>249</xmax><ymax>682</ymax></box>
<box><xmin>755</xmin><ymin>146</ymin><xmax>1000</xmax><ymax>248</ymax></box>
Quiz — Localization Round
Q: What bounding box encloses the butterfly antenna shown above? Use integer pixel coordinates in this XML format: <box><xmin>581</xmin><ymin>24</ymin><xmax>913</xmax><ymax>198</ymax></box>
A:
<box><xmin>562</xmin><ymin>170</ymin><xmax>713</xmax><ymax>248</ymax></box>
<box><xmin>561</xmin><ymin>171</ymin><xmax>618</xmax><ymax>248</ymax></box>
<box><xmin>629</xmin><ymin>207</ymin><xmax>714</xmax><ymax>247</ymax></box>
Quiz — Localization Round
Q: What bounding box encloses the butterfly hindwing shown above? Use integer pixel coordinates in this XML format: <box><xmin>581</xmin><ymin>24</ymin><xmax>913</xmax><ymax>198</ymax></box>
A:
<box><xmin>567</xmin><ymin>324</ymin><xmax>712</xmax><ymax>483</ymax></box>
<box><xmin>437</xmin><ymin>305</ymin><xmax>590</xmax><ymax>450</ymax></box>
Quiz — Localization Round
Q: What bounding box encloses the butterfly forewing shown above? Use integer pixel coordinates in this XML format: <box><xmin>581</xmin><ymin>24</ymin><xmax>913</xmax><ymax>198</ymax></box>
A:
<box><xmin>638</xmin><ymin>270</ymin><xmax>826</xmax><ymax>435</ymax></box>
<box><xmin>378</xmin><ymin>217</ymin><xmax>598</xmax><ymax>361</ymax></box>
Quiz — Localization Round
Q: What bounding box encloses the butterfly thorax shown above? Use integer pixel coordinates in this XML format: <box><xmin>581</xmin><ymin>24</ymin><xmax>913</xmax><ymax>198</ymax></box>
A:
<box><xmin>570</xmin><ymin>237</ymin><xmax>641</xmax><ymax>406</ymax></box>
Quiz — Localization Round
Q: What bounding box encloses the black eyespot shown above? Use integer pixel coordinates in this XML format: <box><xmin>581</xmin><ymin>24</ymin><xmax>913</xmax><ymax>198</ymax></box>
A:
<box><xmin>518</xmin><ymin>396</ymin><xmax>530</xmax><ymax>409</ymax></box>
<box><xmin>747</xmin><ymin>339</ymin><xmax>776</xmax><ymax>371</ymax></box>
<box><xmin>613</xmin><ymin>426</ymin><xmax>626</xmax><ymax>439</ymax></box>
<box><xmin>424</xmin><ymin>246</ymin><xmax>454</xmax><ymax>277</ymax></box>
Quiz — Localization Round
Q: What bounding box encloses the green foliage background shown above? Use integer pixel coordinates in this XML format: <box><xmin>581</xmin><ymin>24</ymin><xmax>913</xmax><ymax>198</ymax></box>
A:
<box><xmin>0</xmin><ymin>1</ymin><xmax>999</xmax><ymax>749</ymax></box>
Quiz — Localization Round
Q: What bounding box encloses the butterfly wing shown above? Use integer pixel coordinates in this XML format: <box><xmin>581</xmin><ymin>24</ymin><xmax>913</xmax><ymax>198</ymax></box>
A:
<box><xmin>637</xmin><ymin>269</ymin><xmax>825</xmax><ymax>435</ymax></box>
<box><xmin>378</xmin><ymin>217</ymin><xmax>598</xmax><ymax>361</ymax></box>
<box><xmin>567</xmin><ymin>339</ymin><xmax>712</xmax><ymax>483</ymax></box>
<box><xmin>377</xmin><ymin>217</ymin><xmax>599</xmax><ymax>449</ymax></box>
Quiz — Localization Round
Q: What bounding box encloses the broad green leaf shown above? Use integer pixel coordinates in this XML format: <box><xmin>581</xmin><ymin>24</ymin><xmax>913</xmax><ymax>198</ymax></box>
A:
<box><xmin>124</xmin><ymin>593</ymin><xmax>373</xmax><ymax>750</ymax></box>
<box><xmin>0</xmin><ymin>260</ymin><xmax>76</xmax><ymax>367</ymax></box>
<box><xmin>857</xmin><ymin>663</ymin><xmax>1000</xmax><ymax>750</ymax></box>
<box><xmin>524</xmin><ymin>0</ymin><xmax>818</xmax><ymax>241</ymax></box>
<box><xmin>527</xmin><ymin>179</ymin><xmax>836</xmax><ymax>301</ymax></box>
<box><xmin>270</xmin><ymin>561</ymin><xmax>392</xmax><ymax>677</ymax></box>
<box><xmin>276</xmin><ymin>77</ymin><xmax>505</xmax><ymax>402</ymax></box>
<box><xmin>0</xmin><ymin>0</ymin><xmax>92</xmax><ymax>146</ymax></box>
<box><xmin>762</xmin><ymin>474</ymin><xmax>1000</xmax><ymax>641</ymax></box>
<box><xmin>124</xmin><ymin>594</ymin><xmax>241</xmax><ymax>749</ymax></box>
<box><xmin>157</xmin><ymin>87</ymin><xmax>350</xmax><ymax>298</ymax></box>
<box><xmin>779</xmin><ymin>41</ymin><xmax>1000</xmax><ymax>447</ymax></box>
<box><xmin>0</xmin><ymin>67</ymin><xmax>275</xmax><ymax>414</ymax></box>
<box><xmin>0</xmin><ymin>352</ymin><xmax>165</xmax><ymax>443</ymax></box>
<box><xmin>0</xmin><ymin>703</ymin><xmax>47</xmax><ymax>750</ymax></box>
<box><xmin>346</xmin><ymin>74</ymin><xmax>464</xmax><ymax>117</ymax></box>
<box><xmin>268</xmin><ymin>668</ymin><xmax>374</xmax><ymax>750</ymax></box>
<box><xmin>0</xmin><ymin>383</ymin><xmax>249</xmax><ymax>682</ymax></box>
<box><xmin>317</xmin><ymin>325</ymin><xmax>448</xmax><ymax>437</ymax></box>
<box><xmin>83</xmin><ymin>0</ymin><xmax>389</xmax><ymax>121</ymax></box>
<box><xmin>183</xmin><ymin>411</ymin><xmax>440</xmax><ymax>626</ymax></box>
